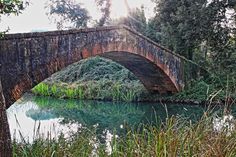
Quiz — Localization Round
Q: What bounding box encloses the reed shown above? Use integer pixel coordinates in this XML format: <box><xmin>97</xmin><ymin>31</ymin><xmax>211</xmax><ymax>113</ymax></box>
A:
<box><xmin>112</xmin><ymin>83</ymin><xmax>122</xmax><ymax>101</ymax></box>
<box><xmin>121</xmin><ymin>90</ymin><xmax>137</xmax><ymax>102</ymax></box>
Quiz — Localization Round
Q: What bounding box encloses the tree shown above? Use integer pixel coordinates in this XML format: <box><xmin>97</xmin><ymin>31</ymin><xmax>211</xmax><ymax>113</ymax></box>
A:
<box><xmin>0</xmin><ymin>0</ymin><xmax>24</xmax><ymax>14</ymax></box>
<box><xmin>95</xmin><ymin>0</ymin><xmax>111</xmax><ymax>26</ymax></box>
<box><xmin>146</xmin><ymin>16</ymin><xmax>162</xmax><ymax>43</ymax></box>
<box><xmin>47</xmin><ymin>0</ymin><xmax>112</xmax><ymax>28</ymax></box>
<box><xmin>0</xmin><ymin>0</ymin><xmax>26</xmax><ymax>34</ymax></box>
<box><xmin>0</xmin><ymin>1</ymin><xmax>25</xmax><ymax>156</ymax></box>
<box><xmin>47</xmin><ymin>0</ymin><xmax>91</xmax><ymax>29</ymax></box>
<box><xmin>151</xmin><ymin>0</ymin><xmax>232</xmax><ymax>61</ymax></box>
<box><xmin>0</xmin><ymin>79</ymin><xmax>12</xmax><ymax>157</ymax></box>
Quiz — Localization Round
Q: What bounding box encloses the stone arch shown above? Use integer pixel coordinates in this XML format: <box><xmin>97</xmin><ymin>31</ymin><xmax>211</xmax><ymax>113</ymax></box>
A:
<box><xmin>0</xmin><ymin>26</ymin><xmax>186</xmax><ymax>108</ymax></box>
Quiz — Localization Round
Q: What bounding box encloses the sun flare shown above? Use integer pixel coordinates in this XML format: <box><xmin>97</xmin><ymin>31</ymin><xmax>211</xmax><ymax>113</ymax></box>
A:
<box><xmin>110</xmin><ymin>0</ymin><xmax>129</xmax><ymax>19</ymax></box>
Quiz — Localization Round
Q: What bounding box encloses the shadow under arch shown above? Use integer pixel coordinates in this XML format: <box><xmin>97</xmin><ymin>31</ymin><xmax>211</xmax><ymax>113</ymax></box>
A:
<box><xmin>99</xmin><ymin>51</ymin><xmax>178</xmax><ymax>94</ymax></box>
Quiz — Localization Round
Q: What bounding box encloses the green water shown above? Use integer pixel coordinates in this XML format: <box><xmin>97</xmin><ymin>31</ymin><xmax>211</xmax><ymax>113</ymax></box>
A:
<box><xmin>7</xmin><ymin>93</ymin><xmax>219</xmax><ymax>142</ymax></box>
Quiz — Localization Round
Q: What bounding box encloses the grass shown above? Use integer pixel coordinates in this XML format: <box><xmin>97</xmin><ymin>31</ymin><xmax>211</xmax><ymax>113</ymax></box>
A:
<box><xmin>12</xmin><ymin>108</ymin><xmax>236</xmax><ymax>157</ymax></box>
<box><xmin>12</xmin><ymin>130</ymin><xmax>94</xmax><ymax>157</ymax></box>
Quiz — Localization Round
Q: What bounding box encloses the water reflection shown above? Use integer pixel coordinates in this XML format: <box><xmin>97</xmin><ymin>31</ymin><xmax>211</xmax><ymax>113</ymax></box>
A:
<box><xmin>7</xmin><ymin>101</ymin><xmax>81</xmax><ymax>142</ymax></box>
<box><xmin>7</xmin><ymin>93</ymin><xmax>206</xmax><ymax>142</ymax></box>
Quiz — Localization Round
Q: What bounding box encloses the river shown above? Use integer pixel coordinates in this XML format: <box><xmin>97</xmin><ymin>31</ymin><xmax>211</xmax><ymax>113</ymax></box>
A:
<box><xmin>7</xmin><ymin>93</ymin><xmax>227</xmax><ymax>143</ymax></box>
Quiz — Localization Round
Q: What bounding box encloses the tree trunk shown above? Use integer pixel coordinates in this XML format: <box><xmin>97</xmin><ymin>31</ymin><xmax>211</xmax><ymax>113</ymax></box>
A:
<box><xmin>0</xmin><ymin>78</ymin><xmax>12</xmax><ymax>157</ymax></box>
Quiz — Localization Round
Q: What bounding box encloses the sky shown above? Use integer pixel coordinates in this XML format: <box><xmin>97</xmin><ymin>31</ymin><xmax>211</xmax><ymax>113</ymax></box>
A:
<box><xmin>0</xmin><ymin>0</ymin><xmax>155</xmax><ymax>33</ymax></box>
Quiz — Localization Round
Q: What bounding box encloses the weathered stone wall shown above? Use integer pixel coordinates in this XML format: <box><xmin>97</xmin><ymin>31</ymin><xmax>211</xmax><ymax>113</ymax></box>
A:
<box><xmin>0</xmin><ymin>26</ymin><xmax>204</xmax><ymax>108</ymax></box>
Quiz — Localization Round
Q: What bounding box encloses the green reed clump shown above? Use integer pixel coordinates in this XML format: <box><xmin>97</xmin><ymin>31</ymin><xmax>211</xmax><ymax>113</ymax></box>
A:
<box><xmin>31</xmin><ymin>56</ymin><xmax>147</xmax><ymax>102</ymax></box>
<box><xmin>64</xmin><ymin>88</ymin><xmax>77</xmax><ymax>99</ymax></box>
<box><xmin>111</xmin><ymin>113</ymin><xmax>236</xmax><ymax>156</ymax></box>
<box><xmin>32</xmin><ymin>83</ymin><xmax>50</xmax><ymax>96</ymax></box>
<box><xmin>121</xmin><ymin>89</ymin><xmax>137</xmax><ymax>102</ymax></box>
<box><xmin>50</xmin><ymin>85</ymin><xmax>58</xmax><ymax>96</ymax></box>
<box><xmin>77</xmin><ymin>86</ymin><xmax>85</xmax><ymax>99</ymax></box>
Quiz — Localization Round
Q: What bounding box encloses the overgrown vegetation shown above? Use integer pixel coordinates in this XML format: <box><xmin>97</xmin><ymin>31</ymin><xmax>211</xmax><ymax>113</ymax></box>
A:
<box><xmin>32</xmin><ymin>57</ymin><xmax>146</xmax><ymax>102</ymax></box>
<box><xmin>32</xmin><ymin>56</ymin><xmax>236</xmax><ymax>102</ymax></box>
<box><xmin>174</xmin><ymin>75</ymin><xmax>236</xmax><ymax>102</ymax></box>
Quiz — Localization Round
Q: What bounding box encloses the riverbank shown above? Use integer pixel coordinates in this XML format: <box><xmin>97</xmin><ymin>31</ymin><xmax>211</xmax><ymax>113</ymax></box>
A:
<box><xmin>30</xmin><ymin>89</ymin><xmax>232</xmax><ymax>107</ymax></box>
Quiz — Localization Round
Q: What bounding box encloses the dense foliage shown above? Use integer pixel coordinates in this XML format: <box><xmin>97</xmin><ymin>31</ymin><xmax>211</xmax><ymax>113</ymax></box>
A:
<box><xmin>95</xmin><ymin>0</ymin><xmax>111</xmax><ymax>26</ymax></box>
<box><xmin>151</xmin><ymin>0</ymin><xmax>228</xmax><ymax>60</ymax></box>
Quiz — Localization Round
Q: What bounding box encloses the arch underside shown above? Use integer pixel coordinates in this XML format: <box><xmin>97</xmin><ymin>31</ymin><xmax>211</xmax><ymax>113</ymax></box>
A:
<box><xmin>99</xmin><ymin>51</ymin><xmax>178</xmax><ymax>94</ymax></box>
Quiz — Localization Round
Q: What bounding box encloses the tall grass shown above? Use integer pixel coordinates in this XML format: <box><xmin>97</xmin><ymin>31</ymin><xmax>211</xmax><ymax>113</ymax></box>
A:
<box><xmin>12</xmin><ymin>131</ymin><xmax>94</xmax><ymax>157</ymax></box>
<box><xmin>12</xmin><ymin>109</ymin><xmax>236</xmax><ymax>157</ymax></box>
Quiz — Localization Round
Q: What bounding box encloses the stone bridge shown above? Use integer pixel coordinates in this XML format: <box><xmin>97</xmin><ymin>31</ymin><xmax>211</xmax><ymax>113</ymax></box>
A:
<box><xmin>0</xmin><ymin>25</ymin><xmax>206</xmax><ymax>108</ymax></box>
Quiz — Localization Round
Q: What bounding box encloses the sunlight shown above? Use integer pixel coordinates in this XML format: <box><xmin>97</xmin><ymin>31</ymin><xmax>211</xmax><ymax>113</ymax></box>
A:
<box><xmin>110</xmin><ymin>0</ymin><xmax>128</xmax><ymax>19</ymax></box>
